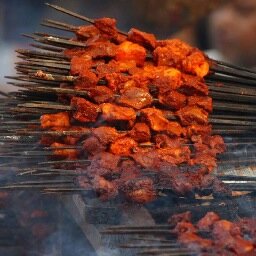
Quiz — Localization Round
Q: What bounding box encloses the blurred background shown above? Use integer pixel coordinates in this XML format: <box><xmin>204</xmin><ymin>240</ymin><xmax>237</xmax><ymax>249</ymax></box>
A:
<box><xmin>1</xmin><ymin>0</ymin><xmax>256</xmax><ymax>92</ymax></box>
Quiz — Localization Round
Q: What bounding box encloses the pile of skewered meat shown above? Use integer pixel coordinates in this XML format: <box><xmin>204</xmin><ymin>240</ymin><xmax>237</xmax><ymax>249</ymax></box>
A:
<box><xmin>168</xmin><ymin>211</ymin><xmax>256</xmax><ymax>255</ymax></box>
<box><xmin>35</xmin><ymin>16</ymin><xmax>229</xmax><ymax>203</ymax></box>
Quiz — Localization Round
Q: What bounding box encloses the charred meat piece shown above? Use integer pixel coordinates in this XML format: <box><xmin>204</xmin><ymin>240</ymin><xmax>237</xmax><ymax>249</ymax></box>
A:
<box><xmin>93</xmin><ymin>176</ymin><xmax>118</xmax><ymax>201</ymax></box>
<box><xmin>101</xmin><ymin>103</ymin><xmax>136</xmax><ymax>127</ymax></box>
<box><xmin>168</xmin><ymin>211</ymin><xmax>192</xmax><ymax>226</ymax></box>
<box><xmin>119</xmin><ymin>160</ymin><xmax>141</xmax><ymax>181</ymax></box>
<box><xmin>115</xmin><ymin>41</ymin><xmax>146</xmax><ymax>67</ymax></box>
<box><xmin>177</xmin><ymin>106</ymin><xmax>209</xmax><ymax>126</ymax></box>
<box><xmin>121</xmin><ymin>177</ymin><xmax>156</xmax><ymax>204</ymax></box>
<box><xmin>89</xmin><ymin>152</ymin><xmax>120</xmax><ymax>172</ymax></box>
<box><xmin>131</xmin><ymin>148</ymin><xmax>161</xmax><ymax>170</ymax></box>
<box><xmin>197</xmin><ymin>212</ymin><xmax>220</xmax><ymax>231</ymax></box>
<box><xmin>212</xmin><ymin>179</ymin><xmax>232</xmax><ymax>198</ymax></box>
<box><xmin>75</xmin><ymin>176</ymin><xmax>92</xmax><ymax>189</ymax></box>
<box><xmin>213</xmin><ymin>220</ymin><xmax>254</xmax><ymax>255</ymax></box>
<box><xmin>117</xmin><ymin>87</ymin><xmax>153</xmax><ymax>110</ymax></box>
<box><xmin>71</xmin><ymin>97</ymin><xmax>99</xmax><ymax>122</ymax></box>
<box><xmin>40</xmin><ymin>112</ymin><xmax>70</xmax><ymax>129</ymax></box>
<box><xmin>86</xmin><ymin>152</ymin><xmax>121</xmax><ymax>178</ymax></box>
<box><xmin>83</xmin><ymin>136</ymin><xmax>106</xmax><ymax>155</ymax></box>
<box><xmin>237</xmin><ymin>218</ymin><xmax>256</xmax><ymax>238</ymax></box>
<box><xmin>129</xmin><ymin>122</ymin><xmax>151</xmax><ymax>142</ymax></box>
<box><xmin>128</xmin><ymin>28</ymin><xmax>156</xmax><ymax>49</ymax></box>
<box><xmin>157</xmin><ymin>146</ymin><xmax>191</xmax><ymax>165</ymax></box>
<box><xmin>158</xmin><ymin>168</ymin><xmax>195</xmax><ymax>196</ymax></box>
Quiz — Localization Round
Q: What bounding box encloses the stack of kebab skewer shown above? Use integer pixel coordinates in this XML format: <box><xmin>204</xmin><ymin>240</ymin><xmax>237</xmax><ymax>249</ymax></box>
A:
<box><xmin>103</xmin><ymin>205</ymin><xmax>256</xmax><ymax>256</ymax></box>
<box><xmin>1</xmin><ymin>4</ymin><xmax>256</xmax><ymax>204</ymax></box>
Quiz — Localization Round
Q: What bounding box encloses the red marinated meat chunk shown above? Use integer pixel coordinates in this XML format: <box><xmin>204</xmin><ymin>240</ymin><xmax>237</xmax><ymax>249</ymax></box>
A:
<box><xmin>141</xmin><ymin>108</ymin><xmax>184</xmax><ymax>136</ymax></box>
<box><xmin>154</xmin><ymin>134</ymin><xmax>186</xmax><ymax>148</ymax></box>
<box><xmin>85</xmin><ymin>86</ymin><xmax>114</xmax><ymax>104</ymax></box>
<box><xmin>152</xmin><ymin>67</ymin><xmax>182</xmax><ymax>91</ymax></box>
<box><xmin>209</xmin><ymin>135</ymin><xmax>226</xmax><ymax>154</ymax></box>
<box><xmin>105</xmin><ymin>72</ymin><xmax>130</xmax><ymax>92</ymax></box>
<box><xmin>158</xmin><ymin>90</ymin><xmax>186</xmax><ymax>110</ymax></box>
<box><xmin>154</xmin><ymin>39</ymin><xmax>192</xmax><ymax>68</ymax></box>
<box><xmin>213</xmin><ymin>220</ymin><xmax>254</xmax><ymax>255</ymax></box>
<box><xmin>92</xmin><ymin>126</ymin><xmax>124</xmax><ymax>145</ymax></box>
<box><xmin>94</xmin><ymin>17</ymin><xmax>118</xmax><ymax>40</ymax></box>
<box><xmin>101</xmin><ymin>103</ymin><xmax>136</xmax><ymax>127</ymax></box>
<box><xmin>117</xmin><ymin>87</ymin><xmax>153</xmax><ymax>110</ymax></box>
<box><xmin>70</xmin><ymin>55</ymin><xmax>92</xmax><ymax>75</ymax></box>
<box><xmin>71</xmin><ymin>97</ymin><xmax>99</xmax><ymax>122</ymax></box>
<box><xmin>180</xmin><ymin>74</ymin><xmax>208</xmax><ymax>95</ymax></box>
<box><xmin>129</xmin><ymin>122</ymin><xmax>151</xmax><ymax>142</ymax></box>
<box><xmin>110</xmin><ymin>137</ymin><xmax>138</xmax><ymax>156</ymax></box>
<box><xmin>40</xmin><ymin>112</ymin><xmax>70</xmax><ymax>129</ymax></box>
<box><xmin>174</xmin><ymin>221</ymin><xmax>197</xmax><ymax>234</ymax></box>
<box><xmin>128</xmin><ymin>28</ymin><xmax>156</xmax><ymax>49</ymax></box>
<box><xmin>83</xmin><ymin>41</ymin><xmax>117</xmax><ymax>58</ymax></box>
<box><xmin>188</xmin><ymin>95</ymin><xmax>213</xmax><ymax>112</ymax></box>
<box><xmin>177</xmin><ymin>106</ymin><xmax>209</xmax><ymax>126</ymax></box>
<box><xmin>76</xmin><ymin>25</ymin><xmax>100</xmax><ymax>40</ymax></box>
<box><xmin>74</xmin><ymin>70</ymin><xmax>99</xmax><ymax>90</ymax></box>
<box><xmin>187</xmin><ymin>124</ymin><xmax>212</xmax><ymax>137</ymax></box>
<box><xmin>157</xmin><ymin>146</ymin><xmax>191</xmax><ymax>165</ymax></box>
<box><xmin>115</xmin><ymin>41</ymin><xmax>146</xmax><ymax>67</ymax></box>
<box><xmin>182</xmin><ymin>50</ymin><xmax>209</xmax><ymax>78</ymax></box>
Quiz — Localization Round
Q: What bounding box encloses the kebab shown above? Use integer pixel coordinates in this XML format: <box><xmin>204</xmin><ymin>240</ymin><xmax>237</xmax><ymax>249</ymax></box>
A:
<box><xmin>103</xmin><ymin>209</ymin><xmax>256</xmax><ymax>255</ymax></box>
<box><xmin>1</xmin><ymin>4</ymin><xmax>256</xmax><ymax>203</ymax></box>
